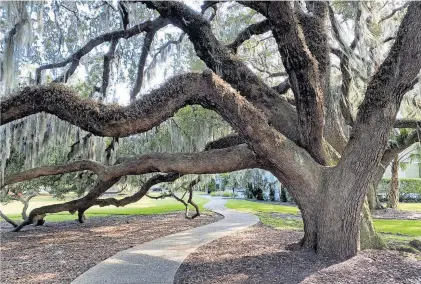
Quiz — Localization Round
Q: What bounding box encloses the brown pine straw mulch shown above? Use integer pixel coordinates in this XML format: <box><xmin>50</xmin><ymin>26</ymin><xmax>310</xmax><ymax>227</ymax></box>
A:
<box><xmin>0</xmin><ymin>212</ymin><xmax>222</xmax><ymax>284</ymax></box>
<box><xmin>175</xmin><ymin>224</ymin><xmax>421</xmax><ymax>284</ymax></box>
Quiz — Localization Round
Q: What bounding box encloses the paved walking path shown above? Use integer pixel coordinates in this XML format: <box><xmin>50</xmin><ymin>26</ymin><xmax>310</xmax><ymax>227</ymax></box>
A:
<box><xmin>71</xmin><ymin>197</ymin><xmax>259</xmax><ymax>284</ymax></box>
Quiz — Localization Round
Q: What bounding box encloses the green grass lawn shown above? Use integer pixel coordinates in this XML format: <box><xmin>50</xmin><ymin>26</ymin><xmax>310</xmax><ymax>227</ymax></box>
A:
<box><xmin>226</xmin><ymin>199</ymin><xmax>300</xmax><ymax>215</ymax></box>
<box><xmin>226</xmin><ymin>199</ymin><xmax>421</xmax><ymax>239</ymax></box>
<box><xmin>398</xmin><ymin>203</ymin><xmax>421</xmax><ymax>212</ymax></box>
<box><xmin>1</xmin><ymin>194</ymin><xmax>209</xmax><ymax>222</ymax></box>
<box><xmin>373</xmin><ymin>219</ymin><xmax>421</xmax><ymax>237</ymax></box>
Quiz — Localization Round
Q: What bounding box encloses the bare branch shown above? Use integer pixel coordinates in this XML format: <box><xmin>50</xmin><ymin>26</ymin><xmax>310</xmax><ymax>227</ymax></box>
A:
<box><xmin>67</xmin><ymin>133</ymin><xmax>93</xmax><ymax>161</ymax></box>
<box><xmin>172</xmin><ymin>178</ymin><xmax>201</xmax><ymax>219</ymax></box>
<box><xmin>383</xmin><ymin>36</ymin><xmax>396</xmax><ymax>43</ymax></box>
<box><xmin>379</xmin><ymin>2</ymin><xmax>410</xmax><ymax>23</ymax></box>
<box><xmin>35</xmin><ymin>17</ymin><xmax>169</xmax><ymax>84</ymax></box>
<box><xmin>118</xmin><ymin>1</ymin><xmax>130</xmax><ymax>30</ymax></box>
<box><xmin>226</xmin><ymin>20</ymin><xmax>271</xmax><ymax>53</ymax></box>
<box><xmin>101</xmin><ymin>39</ymin><xmax>119</xmax><ymax>97</ymax></box>
<box><xmin>130</xmin><ymin>31</ymin><xmax>155</xmax><ymax>101</ymax></box>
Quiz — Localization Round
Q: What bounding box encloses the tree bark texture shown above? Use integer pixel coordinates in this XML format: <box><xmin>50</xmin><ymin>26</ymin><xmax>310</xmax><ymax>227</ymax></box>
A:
<box><xmin>2</xmin><ymin>1</ymin><xmax>421</xmax><ymax>260</ymax></box>
<box><xmin>387</xmin><ymin>154</ymin><xmax>400</xmax><ymax>209</ymax></box>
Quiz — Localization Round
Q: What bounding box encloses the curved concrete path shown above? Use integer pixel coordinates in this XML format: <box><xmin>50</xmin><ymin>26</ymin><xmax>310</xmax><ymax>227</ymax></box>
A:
<box><xmin>71</xmin><ymin>197</ymin><xmax>259</xmax><ymax>284</ymax></box>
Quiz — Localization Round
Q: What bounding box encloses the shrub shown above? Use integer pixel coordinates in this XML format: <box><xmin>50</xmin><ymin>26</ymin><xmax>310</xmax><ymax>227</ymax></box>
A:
<box><xmin>378</xmin><ymin>178</ymin><xmax>421</xmax><ymax>202</ymax></box>
<box><xmin>280</xmin><ymin>186</ymin><xmax>288</xmax><ymax>202</ymax></box>
<box><xmin>210</xmin><ymin>191</ymin><xmax>232</xmax><ymax>198</ymax></box>
<box><xmin>222</xmin><ymin>192</ymin><xmax>231</xmax><ymax>197</ymax></box>
<box><xmin>269</xmin><ymin>187</ymin><xmax>275</xmax><ymax>201</ymax></box>
<box><xmin>245</xmin><ymin>182</ymin><xmax>264</xmax><ymax>200</ymax></box>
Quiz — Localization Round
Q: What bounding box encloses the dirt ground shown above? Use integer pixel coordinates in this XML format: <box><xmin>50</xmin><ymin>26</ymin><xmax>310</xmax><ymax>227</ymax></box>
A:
<box><xmin>0</xmin><ymin>212</ymin><xmax>222</xmax><ymax>284</ymax></box>
<box><xmin>175</xmin><ymin>224</ymin><xmax>421</xmax><ymax>284</ymax></box>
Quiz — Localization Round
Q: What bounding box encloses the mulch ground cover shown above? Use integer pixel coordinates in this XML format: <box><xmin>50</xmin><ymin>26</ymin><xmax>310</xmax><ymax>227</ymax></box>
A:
<box><xmin>0</xmin><ymin>212</ymin><xmax>222</xmax><ymax>284</ymax></box>
<box><xmin>175</xmin><ymin>224</ymin><xmax>421</xmax><ymax>284</ymax></box>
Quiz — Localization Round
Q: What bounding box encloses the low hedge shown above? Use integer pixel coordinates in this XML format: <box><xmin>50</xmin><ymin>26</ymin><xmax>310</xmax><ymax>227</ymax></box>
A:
<box><xmin>378</xmin><ymin>178</ymin><xmax>421</xmax><ymax>202</ymax></box>
<box><xmin>210</xmin><ymin>191</ymin><xmax>232</xmax><ymax>198</ymax></box>
<box><xmin>378</xmin><ymin>178</ymin><xmax>421</xmax><ymax>194</ymax></box>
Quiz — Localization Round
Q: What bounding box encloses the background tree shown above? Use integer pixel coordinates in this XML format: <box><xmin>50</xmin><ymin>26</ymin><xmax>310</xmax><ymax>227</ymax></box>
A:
<box><xmin>1</xmin><ymin>1</ymin><xmax>421</xmax><ymax>259</ymax></box>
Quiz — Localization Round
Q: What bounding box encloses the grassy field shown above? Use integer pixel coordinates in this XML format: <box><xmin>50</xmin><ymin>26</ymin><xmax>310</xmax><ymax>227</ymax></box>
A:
<box><xmin>226</xmin><ymin>199</ymin><xmax>421</xmax><ymax>240</ymax></box>
<box><xmin>398</xmin><ymin>203</ymin><xmax>421</xmax><ymax>212</ymax></box>
<box><xmin>1</xmin><ymin>194</ymin><xmax>209</xmax><ymax>222</ymax></box>
<box><xmin>226</xmin><ymin>199</ymin><xmax>300</xmax><ymax>215</ymax></box>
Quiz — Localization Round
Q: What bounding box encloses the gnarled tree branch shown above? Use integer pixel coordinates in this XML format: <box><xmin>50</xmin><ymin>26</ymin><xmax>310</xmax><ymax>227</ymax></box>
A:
<box><xmin>243</xmin><ymin>1</ymin><xmax>327</xmax><ymax>164</ymax></box>
<box><xmin>142</xmin><ymin>1</ymin><xmax>300</xmax><ymax>145</ymax></box>
<box><xmin>2</xmin><ymin>72</ymin><xmax>321</xmax><ymax>192</ymax></box>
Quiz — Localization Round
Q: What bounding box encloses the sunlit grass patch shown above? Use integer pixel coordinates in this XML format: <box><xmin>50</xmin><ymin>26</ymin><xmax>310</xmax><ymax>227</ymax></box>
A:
<box><xmin>257</xmin><ymin>213</ymin><xmax>303</xmax><ymax>230</ymax></box>
<box><xmin>2</xmin><ymin>195</ymin><xmax>209</xmax><ymax>223</ymax></box>
<box><xmin>226</xmin><ymin>199</ymin><xmax>300</xmax><ymax>215</ymax></box>
<box><xmin>373</xmin><ymin>219</ymin><xmax>421</xmax><ymax>237</ymax></box>
<box><xmin>398</xmin><ymin>203</ymin><xmax>421</xmax><ymax>212</ymax></box>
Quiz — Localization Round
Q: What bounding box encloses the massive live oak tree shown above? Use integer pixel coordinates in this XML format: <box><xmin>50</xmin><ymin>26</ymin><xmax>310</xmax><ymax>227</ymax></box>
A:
<box><xmin>1</xmin><ymin>1</ymin><xmax>421</xmax><ymax>259</ymax></box>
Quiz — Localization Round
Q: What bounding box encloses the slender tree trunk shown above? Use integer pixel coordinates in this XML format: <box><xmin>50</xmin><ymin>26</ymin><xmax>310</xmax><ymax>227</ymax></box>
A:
<box><xmin>367</xmin><ymin>184</ymin><xmax>384</xmax><ymax>211</ymax></box>
<box><xmin>387</xmin><ymin>154</ymin><xmax>399</xmax><ymax>209</ymax></box>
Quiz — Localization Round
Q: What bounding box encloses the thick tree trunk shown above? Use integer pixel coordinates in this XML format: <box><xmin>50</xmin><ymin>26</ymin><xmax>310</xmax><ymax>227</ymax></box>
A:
<box><xmin>294</xmin><ymin>181</ymin><xmax>386</xmax><ymax>258</ymax></box>
<box><xmin>387</xmin><ymin>154</ymin><xmax>399</xmax><ymax>209</ymax></box>
<box><xmin>316</xmin><ymin>198</ymin><xmax>362</xmax><ymax>258</ymax></box>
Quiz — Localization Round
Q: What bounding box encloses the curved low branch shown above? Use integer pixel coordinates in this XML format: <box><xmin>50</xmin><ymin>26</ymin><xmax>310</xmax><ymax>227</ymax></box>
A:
<box><xmin>12</xmin><ymin>178</ymin><xmax>120</xmax><ymax>232</ymax></box>
<box><xmin>2</xmin><ymin>71</ymin><xmax>321</xmax><ymax>193</ymax></box>
<box><xmin>4</xmin><ymin>145</ymin><xmax>257</xmax><ymax>187</ymax></box>
<box><xmin>9</xmin><ymin>143</ymin><xmax>257</xmax><ymax>231</ymax></box>
<box><xmin>3</xmin><ymin>160</ymin><xmax>106</xmax><ymax>186</ymax></box>
<box><xmin>0</xmin><ymin>210</ymin><xmax>18</xmax><ymax>227</ymax></box>
<box><xmin>94</xmin><ymin>173</ymin><xmax>181</xmax><ymax>207</ymax></box>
